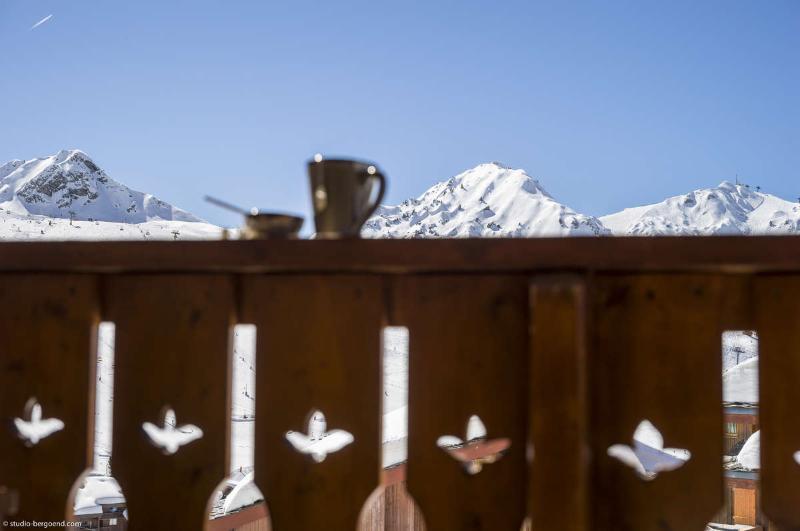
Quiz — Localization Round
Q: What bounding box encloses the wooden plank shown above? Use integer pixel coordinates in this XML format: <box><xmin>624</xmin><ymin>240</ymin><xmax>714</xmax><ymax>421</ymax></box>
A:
<box><xmin>4</xmin><ymin>237</ymin><xmax>800</xmax><ymax>274</ymax></box>
<box><xmin>0</xmin><ymin>275</ymin><xmax>98</xmax><ymax>521</ymax></box>
<box><xmin>207</xmin><ymin>503</ymin><xmax>269</xmax><ymax>531</ymax></box>
<box><xmin>396</xmin><ymin>276</ymin><xmax>528</xmax><ymax>530</ymax></box>
<box><xmin>529</xmin><ymin>276</ymin><xmax>588</xmax><ymax>531</ymax></box>
<box><xmin>358</xmin><ymin>466</ymin><xmax>426</xmax><ymax>530</ymax></box>
<box><xmin>754</xmin><ymin>275</ymin><xmax>800</xmax><ymax>530</ymax></box>
<box><xmin>242</xmin><ymin>275</ymin><xmax>383</xmax><ymax>530</ymax></box>
<box><xmin>106</xmin><ymin>275</ymin><xmax>234</xmax><ymax>530</ymax></box>
<box><xmin>732</xmin><ymin>487</ymin><xmax>757</xmax><ymax>526</ymax></box>
<box><xmin>358</xmin><ymin>481</ymin><xmax>425</xmax><ymax>531</ymax></box>
<box><xmin>590</xmin><ymin>274</ymin><xmax>742</xmax><ymax>531</ymax></box>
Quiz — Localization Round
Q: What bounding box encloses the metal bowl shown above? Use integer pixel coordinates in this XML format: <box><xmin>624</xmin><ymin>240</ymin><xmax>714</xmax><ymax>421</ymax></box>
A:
<box><xmin>241</xmin><ymin>213</ymin><xmax>304</xmax><ymax>240</ymax></box>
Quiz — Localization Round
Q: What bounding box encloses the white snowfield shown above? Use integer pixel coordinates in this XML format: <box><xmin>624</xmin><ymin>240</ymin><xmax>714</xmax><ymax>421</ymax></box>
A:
<box><xmin>723</xmin><ymin>357</ymin><xmax>759</xmax><ymax>405</ymax></box>
<box><xmin>0</xmin><ymin>212</ymin><xmax>223</xmax><ymax>241</ymax></box>
<box><xmin>735</xmin><ymin>430</ymin><xmax>760</xmax><ymax>471</ymax></box>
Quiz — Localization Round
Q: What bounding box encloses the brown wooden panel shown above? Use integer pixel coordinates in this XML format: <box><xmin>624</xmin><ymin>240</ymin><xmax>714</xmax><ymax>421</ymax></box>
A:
<box><xmin>529</xmin><ymin>277</ymin><xmax>588</xmax><ymax>531</ymax></box>
<box><xmin>106</xmin><ymin>275</ymin><xmax>233</xmax><ymax>530</ymax></box>
<box><xmin>358</xmin><ymin>481</ymin><xmax>425</xmax><ymax>531</ymax></box>
<box><xmin>590</xmin><ymin>274</ymin><xmax>739</xmax><ymax>531</ymax></box>
<box><xmin>397</xmin><ymin>276</ymin><xmax>528</xmax><ymax>530</ymax></box>
<box><xmin>754</xmin><ymin>276</ymin><xmax>800</xmax><ymax>530</ymax></box>
<box><xmin>207</xmin><ymin>503</ymin><xmax>269</xmax><ymax>530</ymax></box>
<box><xmin>732</xmin><ymin>487</ymin><xmax>757</xmax><ymax>526</ymax></box>
<box><xmin>242</xmin><ymin>275</ymin><xmax>383</xmax><ymax>530</ymax></box>
<box><xmin>0</xmin><ymin>275</ymin><xmax>98</xmax><ymax>521</ymax></box>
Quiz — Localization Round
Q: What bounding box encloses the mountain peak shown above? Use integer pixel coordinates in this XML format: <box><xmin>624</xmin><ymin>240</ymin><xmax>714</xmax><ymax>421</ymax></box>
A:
<box><xmin>476</xmin><ymin>161</ymin><xmax>513</xmax><ymax>171</ymax></box>
<box><xmin>601</xmin><ymin>181</ymin><xmax>800</xmax><ymax>235</ymax></box>
<box><xmin>363</xmin><ymin>163</ymin><xmax>607</xmax><ymax>238</ymax></box>
<box><xmin>50</xmin><ymin>149</ymin><xmax>101</xmax><ymax>170</ymax></box>
<box><xmin>55</xmin><ymin>148</ymin><xmax>87</xmax><ymax>160</ymax></box>
<box><xmin>452</xmin><ymin>163</ymin><xmax>551</xmax><ymax>198</ymax></box>
<box><xmin>0</xmin><ymin>149</ymin><xmax>202</xmax><ymax>223</ymax></box>
<box><xmin>716</xmin><ymin>180</ymin><xmax>762</xmax><ymax>195</ymax></box>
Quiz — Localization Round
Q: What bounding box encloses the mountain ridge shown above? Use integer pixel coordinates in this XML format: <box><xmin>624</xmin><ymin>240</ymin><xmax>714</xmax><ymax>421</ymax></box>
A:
<box><xmin>600</xmin><ymin>180</ymin><xmax>800</xmax><ymax>236</ymax></box>
<box><xmin>0</xmin><ymin>149</ymin><xmax>202</xmax><ymax>223</ymax></box>
<box><xmin>363</xmin><ymin>162</ymin><xmax>609</xmax><ymax>238</ymax></box>
<box><xmin>3</xmin><ymin>149</ymin><xmax>799</xmax><ymax>240</ymax></box>
<box><xmin>0</xmin><ymin>149</ymin><xmax>221</xmax><ymax>241</ymax></box>
<box><xmin>364</xmin><ymin>162</ymin><xmax>800</xmax><ymax>238</ymax></box>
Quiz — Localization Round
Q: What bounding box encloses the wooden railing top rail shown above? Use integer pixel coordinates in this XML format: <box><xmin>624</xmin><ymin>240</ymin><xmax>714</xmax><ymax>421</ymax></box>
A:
<box><xmin>0</xmin><ymin>236</ymin><xmax>800</xmax><ymax>273</ymax></box>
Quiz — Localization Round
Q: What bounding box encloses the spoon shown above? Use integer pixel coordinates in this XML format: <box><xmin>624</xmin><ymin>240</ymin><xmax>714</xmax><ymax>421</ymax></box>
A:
<box><xmin>204</xmin><ymin>195</ymin><xmax>303</xmax><ymax>239</ymax></box>
<box><xmin>204</xmin><ymin>195</ymin><xmax>259</xmax><ymax>216</ymax></box>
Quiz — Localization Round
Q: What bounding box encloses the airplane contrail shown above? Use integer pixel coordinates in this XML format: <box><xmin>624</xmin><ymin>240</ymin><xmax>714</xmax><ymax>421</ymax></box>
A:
<box><xmin>30</xmin><ymin>14</ymin><xmax>53</xmax><ymax>30</ymax></box>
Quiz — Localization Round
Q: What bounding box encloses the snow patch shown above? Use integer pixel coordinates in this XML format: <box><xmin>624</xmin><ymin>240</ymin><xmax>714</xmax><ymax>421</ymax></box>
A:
<box><xmin>723</xmin><ymin>357</ymin><xmax>759</xmax><ymax>404</ymax></box>
<box><xmin>736</xmin><ymin>431</ymin><xmax>760</xmax><ymax>471</ymax></box>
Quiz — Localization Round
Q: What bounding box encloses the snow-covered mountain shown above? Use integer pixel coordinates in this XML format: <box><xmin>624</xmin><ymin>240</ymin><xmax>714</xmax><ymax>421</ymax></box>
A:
<box><xmin>5</xmin><ymin>152</ymin><xmax>799</xmax><ymax>242</ymax></box>
<box><xmin>1</xmin><ymin>149</ymin><xmax>200</xmax><ymax>222</ymax></box>
<box><xmin>0</xmin><ymin>150</ymin><xmax>221</xmax><ymax>240</ymax></box>
<box><xmin>363</xmin><ymin>162</ymin><xmax>609</xmax><ymax>238</ymax></box>
<box><xmin>601</xmin><ymin>181</ymin><xmax>800</xmax><ymax>236</ymax></box>
<box><xmin>368</xmin><ymin>169</ymin><xmax>800</xmax><ymax>238</ymax></box>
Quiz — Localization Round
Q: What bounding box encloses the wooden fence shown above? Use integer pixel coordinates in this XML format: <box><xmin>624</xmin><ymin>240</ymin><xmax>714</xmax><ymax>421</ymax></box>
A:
<box><xmin>0</xmin><ymin>238</ymin><xmax>799</xmax><ymax>530</ymax></box>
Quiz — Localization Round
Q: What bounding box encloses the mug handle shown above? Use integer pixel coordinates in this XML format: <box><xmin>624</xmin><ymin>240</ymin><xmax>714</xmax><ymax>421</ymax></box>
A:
<box><xmin>355</xmin><ymin>168</ymin><xmax>386</xmax><ymax>233</ymax></box>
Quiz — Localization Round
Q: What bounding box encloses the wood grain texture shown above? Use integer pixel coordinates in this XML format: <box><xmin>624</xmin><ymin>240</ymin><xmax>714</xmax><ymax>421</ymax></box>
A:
<box><xmin>358</xmin><ymin>482</ymin><xmax>426</xmax><ymax>531</ymax></box>
<box><xmin>529</xmin><ymin>277</ymin><xmax>588</xmax><ymax>531</ymax></box>
<box><xmin>207</xmin><ymin>503</ymin><xmax>269</xmax><ymax>531</ymax></box>
<box><xmin>590</xmin><ymin>274</ymin><xmax>744</xmax><ymax>531</ymax></box>
<box><xmin>0</xmin><ymin>275</ymin><xmax>98</xmax><ymax>522</ymax></box>
<box><xmin>106</xmin><ymin>275</ymin><xmax>234</xmax><ymax>530</ymax></box>
<box><xmin>396</xmin><ymin>276</ymin><xmax>528</xmax><ymax>531</ymax></box>
<box><xmin>4</xmin><ymin>237</ymin><xmax>800</xmax><ymax>274</ymax></box>
<box><xmin>754</xmin><ymin>275</ymin><xmax>800</xmax><ymax>531</ymax></box>
<box><xmin>242</xmin><ymin>275</ymin><xmax>383</xmax><ymax>531</ymax></box>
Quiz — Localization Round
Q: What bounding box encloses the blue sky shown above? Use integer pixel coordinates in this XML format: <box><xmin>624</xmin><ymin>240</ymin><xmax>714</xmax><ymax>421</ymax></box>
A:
<box><xmin>1</xmin><ymin>1</ymin><xmax>798</xmax><ymax>227</ymax></box>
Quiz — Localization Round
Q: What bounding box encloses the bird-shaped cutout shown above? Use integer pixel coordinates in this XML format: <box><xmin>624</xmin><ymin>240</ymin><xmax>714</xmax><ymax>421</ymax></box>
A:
<box><xmin>285</xmin><ymin>410</ymin><xmax>354</xmax><ymax>463</ymax></box>
<box><xmin>14</xmin><ymin>398</ymin><xmax>64</xmax><ymax>446</ymax></box>
<box><xmin>607</xmin><ymin>419</ymin><xmax>691</xmax><ymax>481</ymax></box>
<box><xmin>436</xmin><ymin>415</ymin><xmax>511</xmax><ymax>475</ymax></box>
<box><xmin>142</xmin><ymin>407</ymin><xmax>203</xmax><ymax>455</ymax></box>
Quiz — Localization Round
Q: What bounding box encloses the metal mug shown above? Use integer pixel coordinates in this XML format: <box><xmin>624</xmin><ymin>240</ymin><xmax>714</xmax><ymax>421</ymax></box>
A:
<box><xmin>307</xmin><ymin>156</ymin><xmax>387</xmax><ymax>238</ymax></box>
